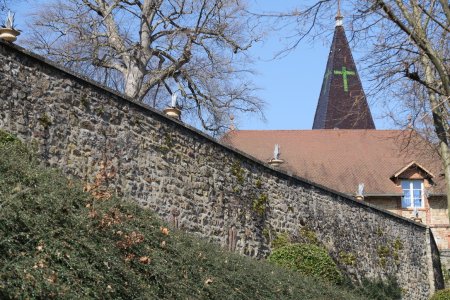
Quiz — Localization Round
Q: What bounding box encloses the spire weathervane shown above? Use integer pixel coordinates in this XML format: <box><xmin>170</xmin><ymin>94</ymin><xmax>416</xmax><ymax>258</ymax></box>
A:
<box><xmin>336</xmin><ymin>0</ymin><xmax>343</xmax><ymax>27</ymax></box>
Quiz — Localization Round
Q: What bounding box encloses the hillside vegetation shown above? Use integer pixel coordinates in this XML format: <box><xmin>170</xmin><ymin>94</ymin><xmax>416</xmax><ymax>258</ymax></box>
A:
<box><xmin>0</xmin><ymin>131</ymin><xmax>367</xmax><ymax>299</ymax></box>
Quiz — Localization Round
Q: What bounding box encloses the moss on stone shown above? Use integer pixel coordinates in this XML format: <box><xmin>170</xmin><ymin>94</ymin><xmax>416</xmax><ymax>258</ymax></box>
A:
<box><xmin>272</xmin><ymin>232</ymin><xmax>290</xmax><ymax>249</ymax></box>
<box><xmin>38</xmin><ymin>113</ymin><xmax>52</xmax><ymax>128</ymax></box>
<box><xmin>94</xmin><ymin>106</ymin><xmax>105</xmax><ymax>116</ymax></box>
<box><xmin>163</xmin><ymin>132</ymin><xmax>173</xmax><ymax>148</ymax></box>
<box><xmin>252</xmin><ymin>193</ymin><xmax>268</xmax><ymax>215</ymax></box>
<box><xmin>377</xmin><ymin>245</ymin><xmax>390</xmax><ymax>268</ymax></box>
<box><xmin>299</xmin><ymin>227</ymin><xmax>319</xmax><ymax>245</ymax></box>
<box><xmin>80</xmin><ymin>93</ymin><xmax>89</xmax><ymax>107</ymax></box>
<box><xmin>231</xmin><ymin>161</ymin><xmax>245</xmax><ymax>184</ymax></box>
<box><xmin>339</xmin><ymin>251</ymin><xmax>356</xmax><ymax>266</ymax></box>
<box><xmin>255</xmin><ymin>178</ymin><xmax>262</xmax><ymax>189</ymax></box>
<box><xmin>376</xmin><ymin>227</ymin><xmax>384</xmax><ymax>237</ymax></box>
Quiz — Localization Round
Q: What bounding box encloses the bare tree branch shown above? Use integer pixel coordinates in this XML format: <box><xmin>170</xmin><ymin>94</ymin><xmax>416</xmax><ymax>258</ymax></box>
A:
<box><xmin>25</xmin><ymin>0</ymin><xmax>264</xmax><ymax>135</ymax></box>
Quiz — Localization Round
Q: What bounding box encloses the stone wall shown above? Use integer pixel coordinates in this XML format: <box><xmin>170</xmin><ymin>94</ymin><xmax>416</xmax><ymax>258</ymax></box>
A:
<box><xmin>0</xmin><ymin>41</ymin><xmax>443</xmax><ymax>299</ymax></box>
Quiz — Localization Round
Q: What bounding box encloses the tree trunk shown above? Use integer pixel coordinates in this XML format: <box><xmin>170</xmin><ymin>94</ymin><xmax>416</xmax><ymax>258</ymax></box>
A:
<box><xmin>439</xmin><ymin>142</ymin><xmax>450</xmax><ymax>222</ymax></box>
<box><xmin>123</xmin><ymin>60</ymin><xmax>146</xmax><ymax>101</ymax></box>
<box><xmin>422</xmin><ymin>56</ymin><xmax>450</xmax><ymax>222</ymax></box>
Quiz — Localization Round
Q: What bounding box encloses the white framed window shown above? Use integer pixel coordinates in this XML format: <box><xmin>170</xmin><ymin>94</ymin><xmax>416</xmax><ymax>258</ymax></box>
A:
<box><xmin>401</xmin><ymin>180</ymin><xmax>423</xmax><ymax>208</ymax></box>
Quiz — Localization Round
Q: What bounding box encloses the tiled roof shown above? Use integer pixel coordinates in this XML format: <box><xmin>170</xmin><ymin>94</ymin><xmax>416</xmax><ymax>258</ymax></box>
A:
<box><xmin>222</xmin><ymin>130</ymin><xmax>445</xmax><ymax>196</ymax></box>
<box><xmin>313</xmin><ymin>24</ymin><xmax>375</xmax><ymax>129</ymax></box>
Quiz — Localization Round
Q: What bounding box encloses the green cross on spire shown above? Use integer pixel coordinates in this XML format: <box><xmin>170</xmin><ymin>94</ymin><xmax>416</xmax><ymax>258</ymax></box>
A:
<box><xmin>334</xmin><ymin>67</ymin><xmax>355</xmax><ymax>92</ymax></box>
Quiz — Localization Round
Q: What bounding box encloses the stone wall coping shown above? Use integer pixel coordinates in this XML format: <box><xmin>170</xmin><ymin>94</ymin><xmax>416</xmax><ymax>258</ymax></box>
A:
<box><xmin>0</xmin><ymin>40</ymin><xmax>427</xmax><ymax>230</ymax></box>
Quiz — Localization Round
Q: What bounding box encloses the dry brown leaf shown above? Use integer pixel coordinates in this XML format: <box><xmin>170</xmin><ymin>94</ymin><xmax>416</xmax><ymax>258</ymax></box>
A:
<box><xmin>160</xmin><ymin>227</ymin><xmax>169</xmax><ymax>235</ymax></box>
<box><xmin>139</xmin><ymin>256</ymin><xmax>150</xmax><ymax>264</ymax></box>
<box><xmin>88</xmin><ymin>209</ymin><xmax>98</xmax><ymax>218</ymax></box>
<box><xmin>47</xmin><ymin>273</ymin><xmax>57</xmax><ymax>283</ymax></box>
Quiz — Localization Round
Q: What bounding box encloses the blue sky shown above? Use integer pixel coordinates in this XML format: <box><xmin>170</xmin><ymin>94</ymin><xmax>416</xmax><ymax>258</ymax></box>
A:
<box><xmin>9</xmin><ymin>0</ymin><xmax>390</xmax><ymax>130</ymax></box>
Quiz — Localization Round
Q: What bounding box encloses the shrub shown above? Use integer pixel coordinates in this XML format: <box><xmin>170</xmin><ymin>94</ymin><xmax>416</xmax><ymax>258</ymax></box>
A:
<box><xmin>268</xmin><ymin>243</ymin><xmax>343</xmax><ymax>284</ymax></box>
<box><xmin>430</xmin><ymin>289</ymin><xmax>450</xmax><ymax>300</ymax></box>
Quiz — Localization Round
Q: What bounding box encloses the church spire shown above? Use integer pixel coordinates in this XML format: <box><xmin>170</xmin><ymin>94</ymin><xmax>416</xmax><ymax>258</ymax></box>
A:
<box><xmin>312</xmin><ymin>3</ymin><xmax>375</xmax><ymax>130</ymax></box>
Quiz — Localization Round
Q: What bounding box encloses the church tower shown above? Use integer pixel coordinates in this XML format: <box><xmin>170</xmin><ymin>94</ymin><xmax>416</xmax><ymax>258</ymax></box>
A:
<box><xmin>312</xmin><ymin>7</ymin><xmax>375</xmax><ymax>129</ymax></box>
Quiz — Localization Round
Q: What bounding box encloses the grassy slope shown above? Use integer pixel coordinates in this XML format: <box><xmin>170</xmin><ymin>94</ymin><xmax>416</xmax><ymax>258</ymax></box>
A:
<box><xmin>0</xmin><ymin>131</ymin><xmax>365</xmax><ymax>299</ymax></box>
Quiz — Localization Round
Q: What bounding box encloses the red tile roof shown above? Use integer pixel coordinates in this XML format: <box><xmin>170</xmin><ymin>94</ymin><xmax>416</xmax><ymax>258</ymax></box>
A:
<box><xmin>222</xmin><ymin>129</ymin><xmax>445</xmax><ymax>196</ymax></box>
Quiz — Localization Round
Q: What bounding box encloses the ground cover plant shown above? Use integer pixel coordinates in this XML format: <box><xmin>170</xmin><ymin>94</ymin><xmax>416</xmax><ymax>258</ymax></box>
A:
<box><xmin>0</xmin><ymin>130</ymin><xmax>368</xmax><ymax>299</ymax></box>
<box><xmin>430</xmin><ymin>289</ymin><xmax>450</xmax><ymax>300</ymax></box>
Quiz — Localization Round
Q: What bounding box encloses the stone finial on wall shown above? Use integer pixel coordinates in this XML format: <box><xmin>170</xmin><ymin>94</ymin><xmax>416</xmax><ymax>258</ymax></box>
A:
<box><xmin>268</xmin><ymin>144</ymin><xmax>284</xmax><ymax>167</ymax></box>
<box><xmin>0</xmin><ymin>11</ymin><xmax>21</xmax><ymax>43</ymax></box>
<box><xmin>164</xmin><ymin>92</ymin><xmax>181</xmax><ymax>120</ymax></box>
<box><xmin>355</xmin><ymin>183</ymin><xmax>365</xmax><ymax>201</ymax></box>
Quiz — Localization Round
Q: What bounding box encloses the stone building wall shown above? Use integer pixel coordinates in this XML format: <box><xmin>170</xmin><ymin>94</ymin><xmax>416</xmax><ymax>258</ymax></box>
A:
<box><xmin>0</xmin><ymin>41</ymin><xmax>443</xmax><ymax>299</ymax></box>
<box><xmin>430</xmin><ymin>197</ymin><xmax>450</xmax><ymax>225</ymax></box>
<box><xmin>365</xmin><ymin>197</ymin><xmax>400</xmax><ymax>215</ymax></box>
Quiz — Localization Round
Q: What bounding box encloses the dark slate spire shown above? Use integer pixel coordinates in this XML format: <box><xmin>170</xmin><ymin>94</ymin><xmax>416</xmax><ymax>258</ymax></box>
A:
<box><xmin>312</xmin><ymin>11</ymin><xmax>375</xmax><ymax>129</ymax></box>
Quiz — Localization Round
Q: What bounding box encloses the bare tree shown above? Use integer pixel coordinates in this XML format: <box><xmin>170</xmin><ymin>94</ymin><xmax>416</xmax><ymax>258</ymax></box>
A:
<box><xmin>25</xmin><ymin>0</ymin><xmax>263</xmax><ymax>135</ymax></box>
<box><xmin>260</xmin><ymin>0</ymin><xmax>450</xmax><ymax>220</ymax></box>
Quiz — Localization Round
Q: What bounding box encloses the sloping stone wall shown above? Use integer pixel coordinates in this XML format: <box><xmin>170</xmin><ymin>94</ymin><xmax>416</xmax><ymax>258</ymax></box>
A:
<box><xmin>0</xmin><ymin>41</ymin><xmax>443</xmax><ymax>299</ymax></box>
